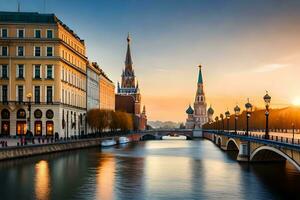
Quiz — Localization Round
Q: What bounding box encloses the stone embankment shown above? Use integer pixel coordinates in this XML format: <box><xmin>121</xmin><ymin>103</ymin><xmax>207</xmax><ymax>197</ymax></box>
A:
<box><xmin>0</xmin><ymin>134</ymin><xmax>141</xmax><ymax>161</ymax></box>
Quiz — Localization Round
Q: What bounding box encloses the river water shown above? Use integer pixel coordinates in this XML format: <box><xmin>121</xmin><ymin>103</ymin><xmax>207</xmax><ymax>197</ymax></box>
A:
<box><xmin>0</xmin><ymin>139</ymin><xmax>299</xmax><ymax>200</ymax></box>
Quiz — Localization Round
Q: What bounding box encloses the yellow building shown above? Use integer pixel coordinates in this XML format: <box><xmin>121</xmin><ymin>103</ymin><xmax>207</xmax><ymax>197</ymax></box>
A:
<box><xmin>99</xmin><ymin>69</ymin><xmax>115</xmax><ymax>111</ymax></box>
<box><xmin>0</xmin><ymin>11</ymin><xmax>87</xmax><ymax>137</ymax></box>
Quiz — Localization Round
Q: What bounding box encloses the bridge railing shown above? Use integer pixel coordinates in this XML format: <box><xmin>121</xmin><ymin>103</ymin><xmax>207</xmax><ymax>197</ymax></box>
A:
<box><xmin>204</xmin><ymin>129</ymin><xmax>300</xmax><ymax>148</ymax></box>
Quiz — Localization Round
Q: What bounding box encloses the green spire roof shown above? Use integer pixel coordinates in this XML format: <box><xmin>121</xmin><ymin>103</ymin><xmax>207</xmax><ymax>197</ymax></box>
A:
<box><xmin>198</xmin><ymin>65</ymin><xmax>203</xmax><ymax>84</ymax></box>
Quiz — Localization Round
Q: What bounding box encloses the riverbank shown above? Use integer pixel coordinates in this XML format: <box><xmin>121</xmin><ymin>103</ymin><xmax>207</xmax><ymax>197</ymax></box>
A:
<box><xmin>0</xmin><ymin>134</ymin><xmax>141</xmax><ymax>161</ymax></box>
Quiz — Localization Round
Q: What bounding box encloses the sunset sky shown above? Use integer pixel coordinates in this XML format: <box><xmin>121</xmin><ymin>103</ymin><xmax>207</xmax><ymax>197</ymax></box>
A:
<box><xmin>2</xmin><ymin>0</ymin><xmax>300</xmax><ymax>122</ymax></box>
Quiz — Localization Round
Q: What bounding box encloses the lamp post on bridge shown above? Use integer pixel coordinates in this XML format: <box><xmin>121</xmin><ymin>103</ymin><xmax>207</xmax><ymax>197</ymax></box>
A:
<box><xmin>234</xmin><ymin>105</ymin><xmax>241</xmax><ymax>134</ymax></box>
<box><xmin>225</xmin><ymin>110</ymin><xmax>230</xmax><ymax>133</ymax></box>
<box><xmin>245</xmin><ymin>98</ymin><xmax>253</xmax><ymax>136</ymax></box>
<box><xmin>220</xmin><ymin>114</ymin><xmax>224</xmax><ymax>132</ymax></box>
<box><xmin>215</xmin><ymin>116</ymin><xmax>219</xmax><ymax>132</ymax></box>
<box><xmin>292</xmin><ymin>123</ymin><xmax>295</xmax><ymax>144</ymax></box>
<box><xmin>263</xmin><ymin>91</ymin><xmax>271</xmax><ymax>139</ymax></box>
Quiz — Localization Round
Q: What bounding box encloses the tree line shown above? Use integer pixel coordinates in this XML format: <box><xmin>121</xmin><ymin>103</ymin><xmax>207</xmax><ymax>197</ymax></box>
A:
<box><xmin>87</xmin><ymin>109</ymin><xmax>134</xmax><ymax>133</ymax></box>
<box><xmin>203</xmin><ymin>107</ymin><xmax>300</xmax><ymax>131</ymax></box>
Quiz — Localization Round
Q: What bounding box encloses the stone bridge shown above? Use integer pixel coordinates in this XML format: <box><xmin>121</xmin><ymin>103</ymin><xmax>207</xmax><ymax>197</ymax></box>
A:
<box><xmin>139</xmin><ymin>129</ymin><xmax>196</xmax><ymax>140</ymax></box>
<box><xmin>203</xmin><ymin>130</ymin><xmax>300</xmax><ymax>171</ymax></box>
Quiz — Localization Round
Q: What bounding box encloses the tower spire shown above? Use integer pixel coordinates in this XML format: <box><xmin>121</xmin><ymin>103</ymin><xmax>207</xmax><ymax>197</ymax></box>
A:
<box><xmin>197</xmin><ymin>64</ymin><xmax>203</xmax><ymax>84</ymax></box>
<box><xmin>125</xmin><ymin>33</ymin><xmax>133</xmax><ymax>67</ymax></box>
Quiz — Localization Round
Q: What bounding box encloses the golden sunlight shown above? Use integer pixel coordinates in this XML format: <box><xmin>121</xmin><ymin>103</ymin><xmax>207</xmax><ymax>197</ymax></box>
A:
<box><xmin>292</xmin><ymin>97</ymin><xmax>300</xmax><ymax>106</ymax></box>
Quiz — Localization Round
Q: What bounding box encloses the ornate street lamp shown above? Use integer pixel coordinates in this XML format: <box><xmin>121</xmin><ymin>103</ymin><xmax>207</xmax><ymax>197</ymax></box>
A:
<box><xmin>215</xmin><ymin>116</ymin><xmax>219</xmax><ymax>132</ymax></box>
<box><xmin>234</xmin><ymin>105</ymin><xmax>241</xmax><ymax>134</ymax></box>
<box><xmin>225</xmin><ymin>110</ymin><xmax>230</xmax><ymax>133</ymax></box>
<box><xmin>220</xmin><ymin>114</ymin><xmax>224</xmax><ymax>132</ymax></box>
<box><xmin>292</xmin><ymin>123</ymin><xmax>295</xmax><ymax>144</ymax></box>
<box><xmin>263</xmin><ymin>91</ymin><xmax>271</xmax><ymax>139</ymax></box>
<box><xmin>26</xmin><ymin>93</ymin><xmax>32</xmax><ymax>134</ymax></box>
<box><xmin>245</xmin><ymin>98</ymin><xmax>253</xmax><ymax>136</ymax></box>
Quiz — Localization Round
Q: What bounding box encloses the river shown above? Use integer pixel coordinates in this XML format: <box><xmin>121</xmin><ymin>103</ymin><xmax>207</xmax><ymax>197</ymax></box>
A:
<box><xmin>0</xmin><ymin>139</ymin><xmax>299</xmax><ymax>200</ymax></box>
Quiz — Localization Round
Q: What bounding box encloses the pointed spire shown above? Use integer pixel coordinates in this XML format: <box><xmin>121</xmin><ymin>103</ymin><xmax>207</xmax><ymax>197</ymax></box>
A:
<box><xmin>197</xmin><ymin>65</ymin><xmax>203</xmax><ymax>84</ymax></box>
<box><xmin>136</xmin><ymin>80</ymin><xmax>139</xmax><ymax>89</ymax></box>
<box><xmin>125</xmin><ymin>33</ymin><xmax>133</xmax><ymax>67</ymax></box>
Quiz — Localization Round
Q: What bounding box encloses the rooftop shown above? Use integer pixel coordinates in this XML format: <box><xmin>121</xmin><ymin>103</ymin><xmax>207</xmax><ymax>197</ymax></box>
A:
<box><xmin>0</xmin><ymin>11</ymin><xmax>84</xmax><ymax>44</ymax></box>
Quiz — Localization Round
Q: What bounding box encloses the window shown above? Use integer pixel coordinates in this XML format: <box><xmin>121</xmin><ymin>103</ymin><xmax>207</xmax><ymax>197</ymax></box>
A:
<box><xmin>46</xmin><ymin>121</ymin><xmax>54</xmax><ymax>135</ymax></box>
<box><xmin>46</xmin><ymin>86</ymin><xmax>53</xmax><ymax>103</ymax></box>
<box><xmin>34</xmin><ymin>46</ymin><xmax>40</xmax><ymax>56</ymax></box>
<box><xmin>62</xmin><ymin>89</ymin><xmax>64</xmax><ymax>103</ymax></box>
<box><xmin>17</xmin><ymin>85</ymin><xmax>24</xmax><ymax>102</ymax></box>
<box><xmin>34</xmin><ymin>86</ymin><xmax>40</xmax><ymax>103</ymax></box>
<box><xmin>46</xmin><ymin>46</ymin><xmax>53</xmax><ymax>56</ymax></box>
<box><xmin>1</xmin><ymin>65</ymin><xmax>8</xmax><ymax>79</ymax></box>
<box><xmin>17</xmin><ymin>29</ymin><xmax>24</xmax><ymax>38</ymax></box>
<box><xmin>35</xmin><ymin>29</ymin><xmax>41</xmax><ymax>38</ymax></box>
<box><xmin>17</xmin><ymin>46</ymin><xmax>24</xmax><ymax>56</ymax></box>
<box><xmin>1</xmin><ymin>46</ymin><xmax>8</xmax><ymax>56</ymax></box>
<box><xmin>46</xmin><ymin>29</ymin><xmax>53</xmax><ymax>38</ymax></box>
<box><xmin>2</xmin><ymin>85</ymin><xmax>8</xmax><ymax>102</ymax></box>
<box><xmin>34</xmin><ymin>121</ymin><xmax>42</xmax><ymax>136</ymax></box>
<box><xmin>34</xmin><ymin>65</ymin><xmax>41</xmax><ymax>79</ymax></box>
<box><xmin>46</xmin><ymin>65</ymin><xmax>53</xmax><ymax>79</ymax></box>
<box><xmin>17</xmin><ymin>64</ymin><xmax>24</xmax><ymax>79</ymax></box>
<box><xmin>1</xmin><ymin>29</ymin><xmax>8</xmax><ymax>38</ymax></box>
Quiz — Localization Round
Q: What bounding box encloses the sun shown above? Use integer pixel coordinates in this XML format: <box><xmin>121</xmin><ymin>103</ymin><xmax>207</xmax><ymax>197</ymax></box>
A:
<box><xmin>292</xmin><ymin>97</ymin><xmax>300</xmax><ymax>106</ymax></box>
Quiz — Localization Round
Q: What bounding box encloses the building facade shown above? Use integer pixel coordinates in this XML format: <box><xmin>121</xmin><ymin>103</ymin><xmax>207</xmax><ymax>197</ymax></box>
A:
<box><xmin>0</xmin><ymin>11</ymin><xmax>87</xmax><ymax>137</ymax></box>
<box><xmin>115</xmin><ymin>34</ymin><xmax>147</xmax><ymax>130</ymax></box>
<box><xmin>99</xmin><ymin>69</ymin><xmax>115</xmax><ymax>111</ymax></box>
<box><xmin>185</xmin><ymin>65</ymin><xmax>213</xmax><ymax>129</ymax></box>
<box><xmin>87</xmin><ymin>62</ymin><xmax>100</xmax><ymax>110</ymax></box>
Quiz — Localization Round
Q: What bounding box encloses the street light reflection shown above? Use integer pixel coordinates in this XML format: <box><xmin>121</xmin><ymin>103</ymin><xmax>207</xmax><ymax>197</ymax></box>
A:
<box><xmin>35</xmin><ymin>160</ymin><xmax>50</xmax><ymax>200</ymax></box>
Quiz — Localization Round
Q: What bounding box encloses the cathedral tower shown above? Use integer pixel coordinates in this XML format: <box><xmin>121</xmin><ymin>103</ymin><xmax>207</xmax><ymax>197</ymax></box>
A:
<box><xmin>193</xmin><ymin>65</ymin><xmax>208</xmax><ymax>128</ymax></box>
<box><xmin>185</xmin><ymin>65</ymin><xmax>209</xmax><ymax>129</ymax></box>
<box><xmin>115</xmin><ymin>34</ymin><xmax>147</xmax><ymax>130</ymax></box>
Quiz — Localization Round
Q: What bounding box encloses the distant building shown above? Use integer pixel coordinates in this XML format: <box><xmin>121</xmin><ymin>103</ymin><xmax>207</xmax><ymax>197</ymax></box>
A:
<box><xmin>185</xmin><ymin>65</ymin><xmax>214</xmax><ymax>129</ymax></box>
<box><xmin>99</xmin><ymin>68</ymin><xmax>115</xmax><ymax>111</ymax></box>
<box><xmin>115</xmin><ymin>34</ymin><xmax>147</xmax><ymax>130</ymax></box>
<box><xmin>0</xmin><ymin>11</ymin><xmax>87</xmax><ymax>137</ymax></box>
<box><xmin>87</xmin><ymin>62</ymin><xmax>100</xmax><ymax>110</ymax></box>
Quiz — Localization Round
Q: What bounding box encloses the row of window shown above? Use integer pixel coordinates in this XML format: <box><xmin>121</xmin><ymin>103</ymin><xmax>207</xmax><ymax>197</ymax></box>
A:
<box><xmin>0</xmin><ymin>28</ymin><xmax>53</xmax><ymax>39</ymax></box>
<box><xmin>0</xmin><ymin>46</ymin><xmax>54</xmax><ymax>57</ymax></box>
<box><xmin>60</xmin><ymin>33</ymin><xmax>84</xmax><ymax>55</ymax></box>
<box><xmin>0</xmin><ymin>85</ymin><xmax>53</xmax><ymax>103</ymax></box>
<box><xmin>0</xmin><ymin>64</ymin><xmax>54</xmax><ymax>79</ymax></box>
<box><xmin>1</xmin><ymin>109</ymin><xmax>54</xmax><ymax>136</ymax></box>
<box><xmin>61</xmin><ymin>88</ymin><xmax>86</xmax><ymax>108</ymax></box>
<box><xmin>61</xmin><ymin>67</ymin><xmax>86</xmax><ymax>90</ymax></box>
<box><xmin>61</xmin><ymin>49</ymin><xmax>85</xmax><ymax>69</ymax></box>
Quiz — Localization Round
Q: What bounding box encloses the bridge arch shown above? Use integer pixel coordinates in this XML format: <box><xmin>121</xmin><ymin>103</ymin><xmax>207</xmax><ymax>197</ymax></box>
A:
<box><xmin>141</xmin><ymin>134</ymin><xmax>156</xmax><ymax>140</ymax></box>
<box><xmin>250</xmin><ymin>146</ymin><xmax>300</xmax><ymax>171</ymax></box>
<box><xmin>226</xmin><ymin>138</ymin><xmax>239</xmax><ymax>151</ymax></box>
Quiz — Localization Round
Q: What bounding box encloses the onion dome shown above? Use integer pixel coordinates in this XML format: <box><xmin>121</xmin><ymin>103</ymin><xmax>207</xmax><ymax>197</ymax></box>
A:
<box><xmin>186</xmin><ymin>105</ymin><xmax>194</xmax><ymax>115</ymax></box>
<box><xmin>207</xmin><ymin>105</ymin><xmax>214</xmax><ymax>115</ymax></box>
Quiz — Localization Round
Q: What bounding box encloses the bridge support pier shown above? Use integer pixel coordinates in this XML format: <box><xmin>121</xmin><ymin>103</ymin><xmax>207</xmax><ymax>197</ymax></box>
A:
<box><xmin>237</xmin><ymin>142</ymin><xmax>249</xmax><ymax>162</ymax></box>
<box><xmin>193</xmin><ymin>129</ymin><xmax>203</xmax><ymax>138</ymax></box>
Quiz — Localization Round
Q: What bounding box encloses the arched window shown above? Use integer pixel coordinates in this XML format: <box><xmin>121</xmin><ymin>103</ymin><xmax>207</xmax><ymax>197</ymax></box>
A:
<box><xmin>17</xmin><ymin>109</ymin><xmax>26</xmax><ymax>119</ymax></box>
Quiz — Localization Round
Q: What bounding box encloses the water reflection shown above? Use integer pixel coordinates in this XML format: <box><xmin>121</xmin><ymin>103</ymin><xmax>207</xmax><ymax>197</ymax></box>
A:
<box><xmin>96</xmin><ymin>154</ymin><xmax>115</xmax><ymax>200</ymax></box>
<box><xmin>0</xmin><ymin>140</ymin><xmax>299</xmax><ymax>199</ymax></box>
<box><xmin>35</xmin><ymin>160</ymin><xmax>50</xmax><ymax>200</ymax></box>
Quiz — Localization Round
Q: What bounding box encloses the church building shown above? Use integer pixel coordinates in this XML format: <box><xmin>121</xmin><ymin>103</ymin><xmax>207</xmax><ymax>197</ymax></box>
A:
<box><xmin>185</xmin><ymin>65</ymin><xmax>214</xmax><ymax>129</ymax></box>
